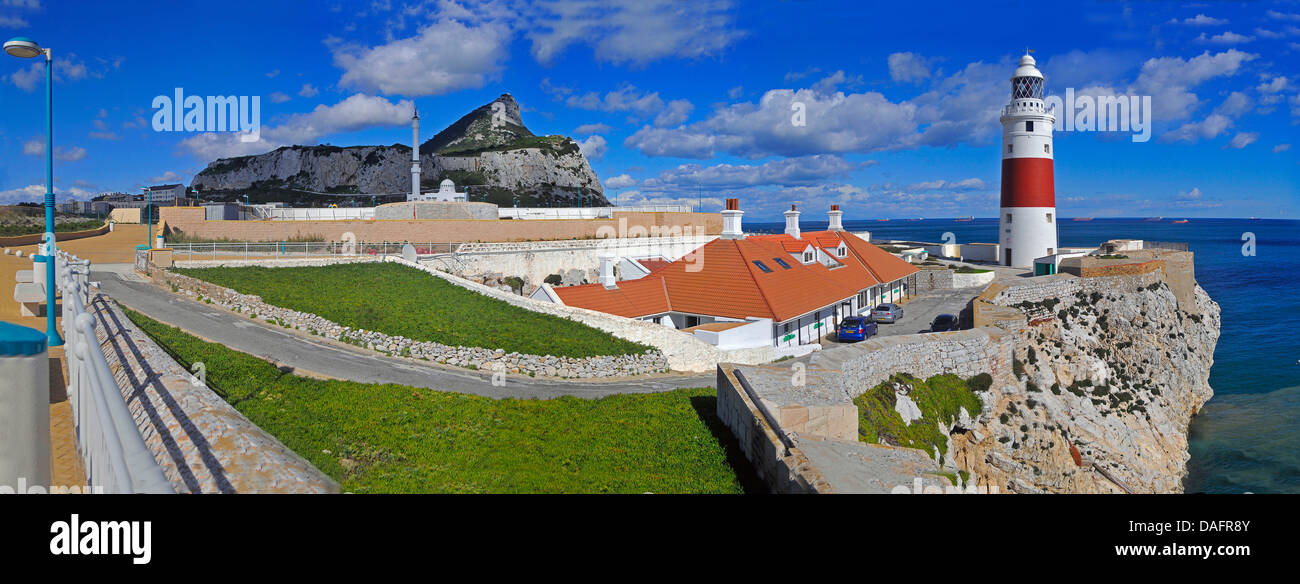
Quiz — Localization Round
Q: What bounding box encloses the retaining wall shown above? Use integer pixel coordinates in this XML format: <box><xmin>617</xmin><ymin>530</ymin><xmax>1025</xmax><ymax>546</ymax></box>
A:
<box><xmin>715</xmin><ymin>365</ymin><xmax>831</xmax><ymax>494</ymax></box>
<box><xmin>830</xmin><ymin>328</ymin><xmax>1017</xmax><ymax>398</ymax></box>
<box><xmin>160</xmin><ymin>206</ymin><xmax>721</xmax><ymax>243</ymax></box>
<box><xmin>0</xmin><ymin>222</ymin><xmax>110</xmax><ymax>247</ymax></box>
<box><xmin>91</xmin><ymin>294</ymin><xmax>339</xmax><ymax>493</ymax></box>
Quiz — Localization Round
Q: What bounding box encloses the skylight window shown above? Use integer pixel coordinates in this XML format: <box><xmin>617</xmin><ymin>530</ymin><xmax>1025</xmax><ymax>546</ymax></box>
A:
<box><xmin>772</xmin><ymin>257</ymin><xmax>791</xmax><ymax>269</ymax></box>
<box><xmin>752</xmin><ymin>260</ymin><xmax>773</xmax><ymax>273</ymax></box>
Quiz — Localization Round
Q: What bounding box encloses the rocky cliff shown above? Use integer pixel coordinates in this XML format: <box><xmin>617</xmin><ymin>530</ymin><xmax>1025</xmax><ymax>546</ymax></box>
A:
<box><xmin>948</xmin><ymin>272</ymin><xmax>1221</xmax><ymax>493</ymax></box>
<box><xmin>191</xmin><ymin>94</ymin><xmax>606</xmax><ymax>207</ymax></box>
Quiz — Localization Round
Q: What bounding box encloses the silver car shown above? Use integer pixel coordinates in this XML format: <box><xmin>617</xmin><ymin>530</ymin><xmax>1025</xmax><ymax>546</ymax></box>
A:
<box><xmin>872</xmin><ymin>303</ymin><xmax>904</xmax><ymax>323</ymax></box>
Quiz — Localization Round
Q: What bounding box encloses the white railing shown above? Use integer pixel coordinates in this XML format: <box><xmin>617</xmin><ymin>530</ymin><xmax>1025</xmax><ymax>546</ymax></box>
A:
<box><xmin>56</xmin><ymin>250</ymin><xmax>173</xmax><ymax>494</ymax></box>
<box><xmin>166</xmin><ymin>241</ymin><xmax>460</xmax><ymax>260</ymax></box>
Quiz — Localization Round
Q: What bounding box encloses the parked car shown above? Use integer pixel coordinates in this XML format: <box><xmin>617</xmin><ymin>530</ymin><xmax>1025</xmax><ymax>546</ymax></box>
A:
<box><xmin>872</xmin><ymin>303</ymin><xmax>904</xmax><ymax>323</ymax></box>
<box><xmin>929</xmin><ymin>313</ymin><xmax>959</xmax><ymax>332</ymax></box>
<box><xmin>837</xmin><ymin>316</ymin><xmax>878</xmax><ymax>341</ymax></box>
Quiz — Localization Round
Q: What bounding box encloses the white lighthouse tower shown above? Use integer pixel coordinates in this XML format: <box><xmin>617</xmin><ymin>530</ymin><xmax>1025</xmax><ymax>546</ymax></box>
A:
<box><xmin>409</xmin><ymin>106</ymin><xmax>421</xmax><ymax>201</ymax></box>
<box><xmin>998</xmin><ymin>52</ymin><xmax>1058</xmax><ymax>268</ymax></box>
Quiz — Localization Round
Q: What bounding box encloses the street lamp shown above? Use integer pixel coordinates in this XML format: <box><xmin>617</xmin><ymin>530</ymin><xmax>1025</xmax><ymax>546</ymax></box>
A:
<box><xmin>6</xmin><ymin>36</ymin><xmax>61</xmax><ymax>346</ymax></box>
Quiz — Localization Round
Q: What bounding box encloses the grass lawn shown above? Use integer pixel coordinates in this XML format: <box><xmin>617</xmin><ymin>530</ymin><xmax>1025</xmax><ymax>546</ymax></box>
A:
<box><xmin>173</xmin><ymin>262</ymin><xmax>652</xmax><ymax>359</ymax></box>
<box><xmin>854</xmin><ymin>372</ymin><xmax>988</xmax><ymax>464</ymax></box>
<box><xmin>124</xmin><ymin>308</ymin><xmax>755</xmax><ymax>494</ymax></box>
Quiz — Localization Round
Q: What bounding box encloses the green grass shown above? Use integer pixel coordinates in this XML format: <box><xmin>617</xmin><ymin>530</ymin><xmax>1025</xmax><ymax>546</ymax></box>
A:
<box><xmin>172</xmin><ymin>262</ymin><xmax>652</xmax><ymax>358</ymax></box>
<box><xmin>123</xmin><ymin>308</ymin><xmax>750</xmax><ymax>494</ymax></box>
<box><xmin>853</xmin><ymin>373</ymin><xmax>986</xmax><ymax>463</ymax></box>
<box><xmin>954</xmin><ymin>266</ymin><xmax>992</xmax><ymax>274</ymax></box>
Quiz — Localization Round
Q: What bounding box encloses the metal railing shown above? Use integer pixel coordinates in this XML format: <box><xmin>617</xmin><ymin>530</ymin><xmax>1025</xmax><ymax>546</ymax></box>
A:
<box><xmin>55</xmin><ymin>249</ymin><xmax>172</xmax><ymax>493</ymax></box>
<box><xmin>165</xmin><ymin>241</ymin><xmax>460</xmax><ymax>260</ymax></box>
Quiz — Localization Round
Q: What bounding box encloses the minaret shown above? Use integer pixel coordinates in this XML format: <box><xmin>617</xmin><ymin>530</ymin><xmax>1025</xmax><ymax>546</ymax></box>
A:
<box><xmin>998</xmin><ymin>52</ymin><xmax>1057</xmax><ymax>268</ymax></box>
<box><xmin>410</xmin><ymin>107</ymin><xmax>421</xmax><ymax>201</ymax></box>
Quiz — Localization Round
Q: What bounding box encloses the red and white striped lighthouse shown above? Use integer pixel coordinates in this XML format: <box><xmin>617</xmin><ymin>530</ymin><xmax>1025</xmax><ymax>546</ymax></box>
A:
<box><xmin>998</xmin><ymin>53</ymin><xmax>1057</xmax><ymax>268</ymax></box>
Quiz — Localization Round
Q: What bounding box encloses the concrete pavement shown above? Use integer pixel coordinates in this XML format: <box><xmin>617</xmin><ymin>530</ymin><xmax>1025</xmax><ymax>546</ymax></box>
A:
<box><xmin>95</xmin><ymin>269</ymin><xmax>714</xmax><ymax>399</ymax></box>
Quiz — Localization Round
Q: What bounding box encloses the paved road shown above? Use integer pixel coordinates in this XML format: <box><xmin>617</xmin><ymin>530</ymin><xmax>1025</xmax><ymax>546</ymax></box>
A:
<box><xmin>822</xmin><ymin>286</ymin><xmax>984</xmax><ymax>345</ymax></box>
<box><xmin>95</xmin><ymin>271</ymin><xmax>714</xmax><ymax>399</ymax></box>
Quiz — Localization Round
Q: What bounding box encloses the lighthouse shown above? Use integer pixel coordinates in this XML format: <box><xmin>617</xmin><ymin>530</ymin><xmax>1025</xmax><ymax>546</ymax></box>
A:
<box><xmin>998</xmin><ymin>53</ymin><xmax>1057</xmax><ymax>268</ymax></box>
<box><xmin>410</xmin><ymin>106</ymin><xmax>421</xmax><ymax>201</ymax></box>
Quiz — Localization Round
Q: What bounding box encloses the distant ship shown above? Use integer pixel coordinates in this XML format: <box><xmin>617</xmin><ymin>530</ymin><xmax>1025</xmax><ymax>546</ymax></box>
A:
<box><xmin>877</xmin><ymin>218</ymin><xmax>890</xmax><ymax>222</ymax></box>
<box><xmin>954</xmin><ymin>216</ymin><xmax>974</xmax><ymax>222</ymax></box>
<box><xmin>1072</xmin><ymin>217</ymin><xmax>1094</xmax><ymax>221</ymax></box>
<box><xmin>1172</xmin><ymin>219</ymin><xmax>1189</xmax><ymax>224</ymax></box>
<box><xmin>905</xmin><ymin>217</ymin><xmax>923</xmax><ymax>221</ymax></box>
<box><xmin>1143</xmin><ymin>217</ymin><xmax>1162</xmax><ymax>222</ymax></box>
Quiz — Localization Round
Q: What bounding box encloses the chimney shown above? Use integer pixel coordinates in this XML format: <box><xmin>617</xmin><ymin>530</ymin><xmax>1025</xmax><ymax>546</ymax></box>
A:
<box><xmin>828</xmin><ymin>204</ymin><xmax>844</xmax><ymax>231</ymax></box>
<box><xmin>784</xmin><ymin>204</ymin><xmax>801</xmax><ymax>239</ymax></box>
<box><xmin>720</xmin><ymin>198</ymin><xmax>745</xmax><ymax>239</ymax></box>
<box><xmin>598</xmin><ymin>253</ymin><xmax>617</xmax><ymax>288</ymax></box>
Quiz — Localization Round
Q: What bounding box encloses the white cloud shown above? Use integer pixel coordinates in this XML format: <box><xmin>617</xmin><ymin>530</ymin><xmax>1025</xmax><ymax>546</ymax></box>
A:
<box><xmin>1274</xmin><ymin>144</ymin><xmax>1292</xmax><ymax>153</ymax></box>
<box><xmin>332</xmin><ymin>19</ymin><xmax>509</xmax><ymax>96</ymax></box>
<box><xmin>578</xmin><ymin>134</ymin><xmax>607</xmax><ymax>160</ymax></box>
<box><xmin>0</xmin><ymin>184</ymin><xmax>97</xmax><ymax>205</ymax></box>
<box><xmin>1266</xmin><ymin>10</ymin><xmax>1300</xmax><ymax>22</ymax></box>
<box><xmin>1225</xmin><ymin>132</ymin><xmax>1258</xmax><ymax>149</ymax></box>
<box><xmin>604</xmin><ymin>173</ymin><xmax>636</xmax><ymax>189</ymax></box>
<box><xmin>299</xmin><ymin>83</ymin><xmax>319</xmax><ymax>98</ymax></box>
<box><xmin>1162</xmin><ymin>113</ymin><xmax>1232</xmax><ymax>142</ymax></box>
<box><xmin>727</xmin><ymin>86</ymin><xmax>744</xmax><ymax>99</ymax></box>
<box><xmin>179</xmin><ymin>93</ymin><xmax>414</xmax><ymax>160</ymax></box>
<box><xmin>270</xmin><ymin>92</ymin><xmax>291</xmax><ymax>103</ymax></box>
<box><xmin>1170</xmin><ymin>14</ymin><xmax>1227</xmax><ymax>26</ymax></box>
<box><xmin>905</xmin><ymin>178</ymin><xmax>986</xmax><ymax>191</ymax></box>
<box><xmin>0</xmin><ymin>15</ymin><xmax>30</xmax><ymax>27</ymax></box>
<box><xmin>149</xmin><ymin>171</ymin><xmax>184</xmax><ymax>183</ymax></box>
<box><xmin>22</xmin><ymin>137</ymin><xmax>86</xmax><ymax>161</ymax></box>
<box><xmin>1213</xmin><ymin>91</ymin><xmax>1252</xmax><ymax>117</ymax></box>
<box><xmin>643</xmin><ymin>155</ymin><xmax>864</xmax><ymax>189</ymax></box>
<box><xmin>654</xmin><ymin>99</ymin><xmax>694</xmax><ymax>127</ymax></box>
<box><xmin>887</xmin><ymin>52</ymin><xmax>932</xmax><ymax>84</ymax></box>
<box><xmin>574</xmin><ymin>123</ymin><xmax>611</xmax><ymax>134</ymax></box>
<box><xmin>1258</xmin><ymin>76</ymin><xmax>1288</xmax><ymax>93</ymax></box>
<box><xmin>1196</xmin><ymin>31</ymin><xmax>1255</xmax><ymax>45</ymax></box>
<box><xmin>1132</xmin><ymin>49</ymin><xmax>1257</xmax><ymax>122</ymax></box>
<box><xmin>564</xmin><ymin>84</ymin><xmax>665</xmax><ymax>116</ymax></box>
<box><xmin>525</xmin><ymin>0</ymin><xmax>743</xmax><ymax>66</ymax></box>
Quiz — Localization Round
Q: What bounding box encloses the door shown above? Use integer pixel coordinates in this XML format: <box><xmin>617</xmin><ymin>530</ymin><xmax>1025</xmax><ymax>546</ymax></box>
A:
<box><xmin>1005</xmin><ymin>248</ymin><xmax>1012</xmax><ymax>266</ymax></box>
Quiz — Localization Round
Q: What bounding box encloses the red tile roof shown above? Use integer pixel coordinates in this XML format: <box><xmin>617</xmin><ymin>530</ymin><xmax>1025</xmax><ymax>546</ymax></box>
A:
<box><xmin>551</xmin><ymin>230</ymin><xmax>918</xmax><ymax>322</ymax></box>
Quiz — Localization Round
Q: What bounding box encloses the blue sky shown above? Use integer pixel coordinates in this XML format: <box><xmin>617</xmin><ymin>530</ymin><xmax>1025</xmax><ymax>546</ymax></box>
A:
<box><xmin>0</xmin><ymin>0</ymin><xmax>1296</xmax><ymax>220</ymax></box>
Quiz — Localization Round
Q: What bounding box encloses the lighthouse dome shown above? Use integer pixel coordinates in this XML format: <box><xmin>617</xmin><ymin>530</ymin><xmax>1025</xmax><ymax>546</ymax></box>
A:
<box><xmin>1012</xmin><ymin>54</ymin><xmax>1043</xmax><ymax>79</ymax></box>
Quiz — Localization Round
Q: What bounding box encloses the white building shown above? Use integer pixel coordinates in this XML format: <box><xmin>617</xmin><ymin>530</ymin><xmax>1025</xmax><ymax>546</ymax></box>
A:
<box><xmin>533</xmin><ymin>200</ymin><xmax>919</xmax><ymax>350</ymax></box>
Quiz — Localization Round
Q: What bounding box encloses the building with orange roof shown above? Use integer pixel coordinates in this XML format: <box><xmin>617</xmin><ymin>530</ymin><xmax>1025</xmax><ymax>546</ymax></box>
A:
<box><xmin>531</xmin><ymin>200</ymin><xmax>919</xmax><ymax>350</ymax></box>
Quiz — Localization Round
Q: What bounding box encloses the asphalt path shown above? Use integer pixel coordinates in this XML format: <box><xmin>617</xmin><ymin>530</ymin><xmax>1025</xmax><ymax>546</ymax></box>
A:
<box><xmin>95</xmin><ymin>271</ymin><xmax>714</xmax><ymax>399</ymax></box>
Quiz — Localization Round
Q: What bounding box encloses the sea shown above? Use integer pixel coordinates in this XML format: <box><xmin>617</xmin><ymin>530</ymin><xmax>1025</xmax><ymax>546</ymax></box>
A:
<box><xmin>746</xmin><ymin>217</ymin><xmax>1300</xmax><ymax>493</ymax></box>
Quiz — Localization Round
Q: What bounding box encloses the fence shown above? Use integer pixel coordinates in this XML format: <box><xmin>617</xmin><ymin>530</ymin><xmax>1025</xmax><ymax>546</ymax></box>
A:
<box><xmin>1143</xmin><ymin>241</ymin><xmax>1189</xmax><ymax>252</ymax></box>
<box><xmin>55</xmin><ymin>249</ymin><xmax>172</xmax><ymax>493</ymax></box>
<box><xmin>166</xmin><ymin>241</ymin><xmax>461</xmax><ymax>260</ymax></box>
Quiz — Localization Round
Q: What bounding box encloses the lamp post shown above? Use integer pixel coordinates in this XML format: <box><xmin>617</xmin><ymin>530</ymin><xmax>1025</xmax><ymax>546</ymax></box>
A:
<box><xmin>141</xmin><ymin>187</ymin><xmax>154</xmax><ymax>247</ymax></box>
<box><xmin>5</xmin><ymin>36</ymin><xmax>62</xmax><ymax>346</ymax></box>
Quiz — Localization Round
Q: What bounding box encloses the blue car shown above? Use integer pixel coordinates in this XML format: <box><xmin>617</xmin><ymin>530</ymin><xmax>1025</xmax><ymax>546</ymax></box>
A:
<box><xmin>837</xmin><ymin>316</ymin><xmax>878</xmax><ymax>341</ymax></box>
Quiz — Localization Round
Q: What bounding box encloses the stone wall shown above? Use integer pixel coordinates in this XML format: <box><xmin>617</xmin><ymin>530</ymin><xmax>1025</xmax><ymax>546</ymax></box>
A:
<box><xmin>828</xmin><ymin>328</ymin><xmax>1017</xmax><ymax>399</ymax></box>
<box><xmin>715</xmin><ymin>365</ymin><xmax>832</xmax><ymax>494</ymax></box>
<box><xmin>374</xmin><ymin>201</ymin><xmax>498</xmax><ymax>220</ymax></box>
<box><xmin>0</xmin><ymin>221</ymin><xmax>110</xmax><ymax>247</ymax></box>
<box><xmin>160</xmin><ymin>206</ymin><xmax>721</xmax><ymax>244</ymax></box>
<box><xmin>91</xmin><ymin>294</ymin><xmax>339</xmax><ymax>493</ymax></box>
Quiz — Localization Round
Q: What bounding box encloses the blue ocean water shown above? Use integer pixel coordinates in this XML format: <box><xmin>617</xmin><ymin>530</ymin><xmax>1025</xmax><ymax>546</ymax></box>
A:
<box><xmin>748</xmin><ymin>217</ymin><xmax>1300</xmax><ymax>493</ymax></box>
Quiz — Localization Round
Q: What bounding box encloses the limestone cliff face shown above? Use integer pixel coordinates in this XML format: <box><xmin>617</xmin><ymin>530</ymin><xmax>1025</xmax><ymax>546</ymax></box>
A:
<box><xmin>950</xmin><ymin>275</ymin><xmax>1221</xmax><ymax>493</ymax></box>
<box><xmin>191</xmin><ymin>94</ymin><xmax>606</xmax><ymax>206</ymax></box>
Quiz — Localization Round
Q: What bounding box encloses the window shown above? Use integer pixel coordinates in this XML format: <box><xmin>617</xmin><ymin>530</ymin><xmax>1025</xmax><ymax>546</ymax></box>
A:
<box><xmin>772</xmin><ymin>257</ymin><xmax>791</xmax><ymax>269</ymax></box>
<box><xmin>1044</xmin><ymin>144</ymin><xmax>1050</xmax><ymax>154</ymax></box>
<box><xmin>1007</xmin><ymin>144</ymin><xmax>1013</xmax><ymax>153</ymax></box>
<box><xmin>1006</xmin><ymin>213</ymin><xmax>1013</xmax><ymax>222</ymax></box>
<box><xmin>1047</xmin><ymin>247</ymin><xmax>1054</xmax><ymax>255</ymax></box>
<box><xmin>837</xmin><ymin>246</ymin><xmax>846</xmax><ymax>257</ymax></box>
<box><xmin>782</xmin><ymin>323</ymin><xmax>791</xmax><ymax>334</ymax></box>
<box><xmin>803</xmin><ymin>252</ymin><xmax>814</xmax><ymax>263</ymax></box>
<box><xmin>1046</xmin><ymin>212</ymin><xmax>1052</xmax><ymax>223</ymax></box>
<box><xmin>752</xmin><ymin>260</ymin><xmax>772</xmax><ymax>273</ymax></box>
<box><xmin>1026</xmin><ymin>121</ymin><xmax>1034</xmax><ymax>132</ymax></box>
